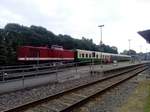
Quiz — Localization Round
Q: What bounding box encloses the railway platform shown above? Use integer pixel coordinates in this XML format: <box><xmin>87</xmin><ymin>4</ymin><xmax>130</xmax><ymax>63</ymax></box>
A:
<box><xmin>1</xmin><ymin>61</ymin><xmax>149</xmax><ymax>112</ymax></box>
<box><xmin>0</xmin><ymin>61</ymin><xmax>148</xmax><ymax>94</ymax></box>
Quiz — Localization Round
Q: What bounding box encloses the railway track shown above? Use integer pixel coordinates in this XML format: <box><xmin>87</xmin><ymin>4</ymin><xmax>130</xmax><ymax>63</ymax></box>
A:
<box><xmin>0</xmin><ymin>62</ymin><xmax>54</xmax><ymax>71</ymax></box>
<box><xmin>3</xmin><ymin>64</ymin><xmax>148</xmax><ymax>112</ymax></box>
<box><xmin>0</xmin><ymin>62</ymin><xmax>74</xmax><ymax>74</ymax></box>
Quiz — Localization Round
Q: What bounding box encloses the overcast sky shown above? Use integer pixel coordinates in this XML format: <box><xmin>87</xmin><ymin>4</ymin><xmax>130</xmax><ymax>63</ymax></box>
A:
<box><xmin>0</xmin><ymin>0</ymin><xmax>150</xmax><ymax>53</ymax></box>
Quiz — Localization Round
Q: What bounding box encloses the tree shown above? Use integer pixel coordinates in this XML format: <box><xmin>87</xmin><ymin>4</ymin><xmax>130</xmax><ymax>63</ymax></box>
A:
<box><xmin>129</xmin><ymin>49</ymin><xmax>136</xmax><ymax>55</ymax></box>
<box><xmin>121</xmin><ymin>49</ymin><xmax>136</xmax><ymax>55</ymax></box>
<box><xmin>0</xmin><ymin>30</ymin><xmax>8</xmax><ymax>64</ymax></box>
<box><xmin>0</xmin><ymin>23</ymin><xmax>119</xmax><ymax>65</ymax></box>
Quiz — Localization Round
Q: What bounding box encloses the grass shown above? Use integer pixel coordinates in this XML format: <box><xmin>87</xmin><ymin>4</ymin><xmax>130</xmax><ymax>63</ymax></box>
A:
<box><xmin>144</xmin><ymin>83</ymin><xmax>150</xmax><ymax>112</ymax></box>
<box><xmin>117</xmin><ymin>80</ymin><xmax>150</xmax><ymax>112</ymax></box>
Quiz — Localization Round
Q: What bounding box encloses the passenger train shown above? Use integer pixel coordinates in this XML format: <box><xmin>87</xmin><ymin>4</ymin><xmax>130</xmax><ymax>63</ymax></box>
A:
<box><xmin>17</xmin><ymin>45</ymin><xmax>131</xmax><ymax>63</ymax></box>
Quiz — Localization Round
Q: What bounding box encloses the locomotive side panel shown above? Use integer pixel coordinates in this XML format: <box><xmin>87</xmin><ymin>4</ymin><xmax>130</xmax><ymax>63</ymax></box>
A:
<box><xmin>62</xmin><ymin>50</ymin><xmax>74</xmax><ymax>60</ymax></box>
<box><xmin>17</xmin><ymin>46</ymin><xmax>31</xmax><ymax>61</ymax></box>
<box><xmin>46</xmin><ymin>49</ymin><xmax>74</xmax><ymax>61</ymax></box>
<box><xmin>39</xmin><ymin>48</ymin><xmax>49</xmax><ymax>60</ymax></box>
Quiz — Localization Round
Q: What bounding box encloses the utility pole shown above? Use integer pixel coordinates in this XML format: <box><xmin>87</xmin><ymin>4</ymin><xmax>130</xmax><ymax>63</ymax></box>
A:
<box><xmin>128</xmin><ymin>39</ymin><xmax>131</xmax><ymax>53</ymax></box>
<box><xmin>139</xmin><ymin>45</ymin><xmax>142</xmax><ymax>62</ymax></box>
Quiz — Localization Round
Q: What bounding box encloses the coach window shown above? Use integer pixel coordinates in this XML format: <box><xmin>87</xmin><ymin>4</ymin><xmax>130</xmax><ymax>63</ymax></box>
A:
<box><xmin>86</xmin><ymin>54</ymin><xmax>88</xmax><ymax>58</ymax></box>
<box><xmin>79</xmin><ymin>54</ymin><xmax>82</xmax><ymax>58</ymax></box>
<box><xmin>82</xmin><ymin>53</ymin><xmax>84</xmax><ymax>58</ymax></box>
<box><xmin>92</xmin><ymin>52</ymin><xmax>95</xmax><ymax>58</ymax></box>
<box><xmin>96</xmin><ymin>54</ymin><xmax>98</xmax><ymax>59</ymax></box>
<box><xmin>100</xmin><ymin>55</ymin><xmax>101</xmax><ymax>59</ymax></box>
<box><xmin>89</xmin><ymin>54</ymin><xmax>91</xmax><ymax>58</ymax></box>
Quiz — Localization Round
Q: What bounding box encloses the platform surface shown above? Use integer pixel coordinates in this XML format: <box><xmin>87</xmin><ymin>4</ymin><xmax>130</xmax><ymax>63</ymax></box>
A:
<box><xmin>0</xmin><ymin>61</ymin><xmax>146</xmax><ymax>94</ymax></box>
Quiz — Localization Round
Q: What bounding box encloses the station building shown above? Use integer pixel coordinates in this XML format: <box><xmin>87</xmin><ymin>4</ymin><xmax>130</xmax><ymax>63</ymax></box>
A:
<box><xmin>138</xmin><ymin>30</ymin><xmax>150</xmax><ymax>43</ymax></box>
<box><xmin>138</xmin><ymin>30</ymin><xmax>150</xmax><ymax>60</ymax></box>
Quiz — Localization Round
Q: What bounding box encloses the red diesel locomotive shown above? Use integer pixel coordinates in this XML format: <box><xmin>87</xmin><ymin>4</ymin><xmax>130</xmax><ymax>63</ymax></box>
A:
<box><xmin>17</xmin><ymin>45</ymin><xmax>74</xmax><ymax>62</ymax></box>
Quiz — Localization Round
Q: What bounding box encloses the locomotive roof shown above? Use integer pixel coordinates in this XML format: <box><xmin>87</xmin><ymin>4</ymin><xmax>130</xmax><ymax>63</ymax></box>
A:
<box><xmin>21</xmin><ymin>46</ymin><xmax>49</xmax><ymax>49</ymax></box>
<box><xmin>20</xmin><ymin>46</ymin><xmax>73</xmax><ymax>51</ymax></box>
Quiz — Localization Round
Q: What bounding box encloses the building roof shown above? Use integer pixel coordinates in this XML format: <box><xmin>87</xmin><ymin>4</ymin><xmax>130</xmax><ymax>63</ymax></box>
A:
<box><xmin>138</xmin><ymin>30</ymin><xmax>150</xmax><ymax>43</ymax></box>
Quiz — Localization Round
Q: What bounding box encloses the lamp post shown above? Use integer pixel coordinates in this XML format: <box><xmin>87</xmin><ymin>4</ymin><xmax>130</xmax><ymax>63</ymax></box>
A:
<box><xmin>128</xmin><ymin>39</ymin><xmax>131</xmax><ymax>63</ymax></box>
<box><xmin>146</xmin><ymin>48</ymin><xmax>148</xmax><ymax>60</ymax></box>
<box><xmin>98</xmin><ymin>25</ymin><xmax>104</xmax><ymax>68</ymax></box>
<box><xmin>140</xmin><ymin>45</ymin><xmax>142</xmax><ymax>53</ymax></box>
<box><xmin>128</xmin><ymin>39</ymin><xmax>131</xmax><ymax>52</ymax></box>
<box><xmin>138</xmin><ymin>45</ymin><xmax>142</xmax><ymax>63</ymax></box>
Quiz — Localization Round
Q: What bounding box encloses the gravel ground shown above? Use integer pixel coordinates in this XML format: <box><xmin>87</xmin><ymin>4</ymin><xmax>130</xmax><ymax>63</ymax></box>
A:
<box><xmin>0</xmin><ymin>72</ymin><xmax>104</xmax><ymax>111</ymax></box>
<box><xmin>72</xmin><ymin>69</ymin><xmax>150</xmax><ymax>112</ymax></box>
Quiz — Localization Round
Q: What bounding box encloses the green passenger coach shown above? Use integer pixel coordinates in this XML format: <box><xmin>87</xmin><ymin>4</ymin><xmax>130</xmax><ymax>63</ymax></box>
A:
<box><xmin>75</xmin><ymin>49</ymin><xmax>131</xmax><ymax>63</ymax></box>
<box><xmin>75</xmin><ymin>49</ymin><xmax>111</xmax><ymax>63</ymax></box>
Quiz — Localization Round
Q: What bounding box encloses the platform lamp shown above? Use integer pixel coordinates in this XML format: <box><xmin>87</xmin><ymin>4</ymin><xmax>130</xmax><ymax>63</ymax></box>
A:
<box><xmin>98</xmin><ymin>25</ymin><xmax>104</xmax><ymax>68</ymax></box>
